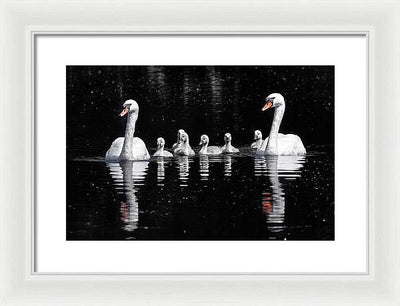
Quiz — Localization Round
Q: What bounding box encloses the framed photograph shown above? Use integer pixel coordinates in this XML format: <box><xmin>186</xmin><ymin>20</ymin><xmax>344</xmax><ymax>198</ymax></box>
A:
<box><xmin>1</xmin><ymin>0</ymin><xmax>399</xmax><ymax>305</ymax></box>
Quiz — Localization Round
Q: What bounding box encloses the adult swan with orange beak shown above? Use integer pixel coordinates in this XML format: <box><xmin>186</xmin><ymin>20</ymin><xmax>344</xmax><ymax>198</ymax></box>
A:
<box><xmin>257</xmin><ymin>93</ymin><xmax>306</xmax><ymax>156</ymax></box>
<box><xmin>105</xmin><ymin>99</ymin><xmax>150</xmax><ymax>161</ymax></box>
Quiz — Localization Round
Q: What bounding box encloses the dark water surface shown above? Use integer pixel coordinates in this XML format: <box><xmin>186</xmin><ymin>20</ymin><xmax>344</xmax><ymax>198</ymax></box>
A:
<box><xmin>67</xmin><ymin>150</ymin><xmax>334</xmax><ymax>240</ymax></box>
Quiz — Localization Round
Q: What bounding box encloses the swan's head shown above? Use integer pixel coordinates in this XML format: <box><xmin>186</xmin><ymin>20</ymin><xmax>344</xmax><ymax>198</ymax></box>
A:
<box><xmin>224</xmin><ymin>133</ymin><xmax>232</xmax><ymax>143</ymax></box>
<box><xmin>262</xmin><ymin>93</ymin><xmax>285</xmax><ymax>111</ymax></box>
<box><xmin>199</xmin><ymin>134</ymin><xmax>209</xmax><ymax>146</ymax></box>
<box><xmin>120</xmin><ymin>99</ymin><xmax>139</xmax><ymax>117</ymax></box>
<box><xmin>180</xmin><ymin>132</ymin><xmax>189</xmax><ymax>144</ymax></box>
<box><xmin>157</xmin><ymin>137</ymin><xmax>165</xmax><ymax>148</ymax></box>
<box><xmin>254</xmin><ymin>130</ymin><xmax>262</xmax><ymax>140</ymax></box>
<box><xmin>177</xmin><ymin>129</ymin><xmax>185</xmax><ymax>142</ymax></box>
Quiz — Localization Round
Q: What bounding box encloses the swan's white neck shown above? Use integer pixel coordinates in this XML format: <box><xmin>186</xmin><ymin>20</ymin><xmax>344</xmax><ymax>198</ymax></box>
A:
<box><xmin>182</xmin><ymin>140</ymin><xmax>189</xmax><ymax>150</ymax></box>
<box><xmin>266</xmin><ymin>104</ymin><xmax>285</xmax><ymax>155</ymax></box>
<box><xmin>199</xmin><ymin>143</ymin><xmax>208</xmax><ymax>154</ymax></box>
<box><xmin>224</xmin><ymin>141</ymin><xmax>233</xmax><ymax>151</ymax></box>
<box><xmin>180</xmin><ymin>138</ymin><xmax>192</xmax><ymax>155</ymax></box>
<box><xmin>120</xmin><ymin>112</ymin><xmax>137</xmax><ymax>160</ymax></box>
<box><xmin>254</xmin><ymin>139</ymin><xmax>263</xmax><ymax>147</ymax></box>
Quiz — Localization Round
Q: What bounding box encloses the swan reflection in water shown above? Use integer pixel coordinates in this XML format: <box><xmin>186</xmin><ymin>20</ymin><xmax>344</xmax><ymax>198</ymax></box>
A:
<box><xmin>104</xmin><ymin>154</ymin><xmax>305</xmax><ymax>236</ymax></box>
<box><xmin>254</xmin><ymin>155</ymin><xmax>306</xmax><ymax>238</ymax></box>
<box><xmin>156</xmin><ymin>157</ymin><xmax>166</xmax><ymax>186</ymax></box>
<box><xmin>175</xmin><ymin>156</ymin><xmax>190</xmax><ymax>187</ymax></box>
<box><xmin>106</xmin><ymin>160</ymin><xmax>148</xmax><ymax>232</ymax></box>
<box><xmin>199</xmin><ymin>155</ymin><xmax>210</xmax><ymax>181</ymax></box>
<box><xmin>199</xmin><ymin>154</ymin><xmax>234</xmax><ymax>179</ymax></box>
<box><xmin>224</xmin><ymin>155</ymin><xmax>233</xmax><ymax>177</ymax></box>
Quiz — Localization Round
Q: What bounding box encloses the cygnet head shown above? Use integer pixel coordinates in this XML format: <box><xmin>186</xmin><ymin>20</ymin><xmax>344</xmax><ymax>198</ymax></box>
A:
<box><xmin>157</xmin><ymin>137</ymin><xmax>165</xmax><ymax>148</ymax></box>
<box><xmin>254</xmin><ymin>130</ymin><xmax>262</xmax><ymax>140</ymax></box>
<box><xmin>224</xmin><ymin>133</ymin><xmax>232</xmax><ymax>143</ymax></box>
<box><xmin>199</xmin><ymin>134</ymin><xmax>209</xmax><ymax>146</ymax></box>
<box><xmin>120</xmin><ymin>99</ymin><xmax>139</xmax><ymax>117</ymax></box>
<box><xmin>262</xmin><ymin>93</ymin><xmax>285</xmax><ymax>111</ymax></box>
<box><xmin>180</xmin><ymin>132</ymin><xmax>189</xmax><ymax>144</ymax></box>
<box><xmin>177</xmin><ymin>129</ymin><xmax>185</xmax><ymax>142</ymax></box>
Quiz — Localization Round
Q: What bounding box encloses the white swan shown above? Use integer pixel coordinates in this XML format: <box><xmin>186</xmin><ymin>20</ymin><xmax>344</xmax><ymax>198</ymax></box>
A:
<box><xmin>105</xmin><ymin>99</ymin><xmax>150</xmax><ymax>161</ymax></box>
<box><xmin>257</xmin><ymin>93</ymin><xmax>306</xmax><ymax>156</ymax></box>
<box><xmin>221</xmin><ymin>133</ymin><xmax>239</xmax><ymax>153</ymax></box>
<box><xmin>153</xmin><ymin>137</ymin><xmax>173</xmax><ymax>157</ymax></box>
<box><xmin>251</xmin><ymin>130</ymin><xmax>263</xmax><ymax>150</ymax></box>
<box><xmin>174</xmin><ymin>132</ymin><xmax>195</xmax><ymax>156</ymax></box>
<box><xmin>172</xmin><ymin>129</ymin><xmax>185</xmax><ymax>151</ymax></box>
<box><xmin>199</xmin><ymin>134</ymin><xmax>222</xmax><ymax>155</ymax></box>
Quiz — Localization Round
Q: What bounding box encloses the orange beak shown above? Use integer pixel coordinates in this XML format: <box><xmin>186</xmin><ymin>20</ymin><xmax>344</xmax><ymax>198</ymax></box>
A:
<box><xmin>262</xmin><ymin>101</ymin><xmax>273</xmax><ymax>111</ymax></box>
<box><xmin>119</xmin><ymin>107</ymin><xmax>129</xmax><ymax>117</ymax></box>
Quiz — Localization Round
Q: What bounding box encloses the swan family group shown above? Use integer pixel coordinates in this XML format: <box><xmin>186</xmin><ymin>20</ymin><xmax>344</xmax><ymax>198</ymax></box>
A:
<box><xmin>105</xmin><ymin>93</ymin><xmax>306</xmax><ymax>162</ymax></box>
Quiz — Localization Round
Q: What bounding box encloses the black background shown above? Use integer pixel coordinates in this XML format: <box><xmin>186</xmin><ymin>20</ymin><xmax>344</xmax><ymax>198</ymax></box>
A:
<box><xmin>67</xmin><ymin>66</ymin><xmax>334</xmax><ymax>157</ymax></box>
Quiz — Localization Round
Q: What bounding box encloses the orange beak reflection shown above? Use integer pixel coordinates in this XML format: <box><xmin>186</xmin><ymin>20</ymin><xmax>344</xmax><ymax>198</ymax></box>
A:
<box><xmin>262</xmin><ymin>192</ymin><xmax>272</xmax><ymax>214</ymax></box>
<box><xmin>119</xmin><ymin>107</ymin><xmax>129</xmax><ymax>117</ymax></box>
<box><xmin>262</xmin><ymin>101</ymin><xmax>273</xmax><ymax>111</ymax></box>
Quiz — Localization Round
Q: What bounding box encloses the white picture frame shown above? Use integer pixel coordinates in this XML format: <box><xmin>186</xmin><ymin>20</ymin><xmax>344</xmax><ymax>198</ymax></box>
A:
<box><xmin>1</xmin><ymin>0</ymin><xmax>399</xmax><ymax>305</ymax></box>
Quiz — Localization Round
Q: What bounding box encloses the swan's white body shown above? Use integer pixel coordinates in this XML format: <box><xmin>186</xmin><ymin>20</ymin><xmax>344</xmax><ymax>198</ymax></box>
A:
<box><xmin>174</xmin><ymin>132</ymin><xmax>195</xmax><ymax>156</ymax></box>
<box><xmin>105</xmin><ymin>100</ymin><xmax>150</xmax><ymax>161</ymax></box>
<box><xmin>258</xmin><ymin>134</ymin><xmax>306</xmax><ymax>156</ymax></box>
<box><xmin>257</xmin><ymin>93</ymin><xmax>306</xmax><ymax>156</ymax></box>
<box><xmin>106</xmin><ymin>137</ymin><xmax>149</xmax><ymax>160</ymax></box>
<box><xmin>153</xmin><ymin>137</ymin><xmax>173</xmax><ymax>157</ymax></box>
<box><xmin>221</xmin><ymin>133</ymin><xmax>239</xmax><ymax>153</ymax></box>
<box><xmin>199</xmin><ymin>134</ymin><xmax>222</xmax><ymax>155</ymax></box>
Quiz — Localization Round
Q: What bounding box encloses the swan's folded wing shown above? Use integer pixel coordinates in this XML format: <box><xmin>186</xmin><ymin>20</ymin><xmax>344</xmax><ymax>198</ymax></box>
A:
<box><xmin>208</xmin><ymin>146</ymin><xmax>222</xmax><ymax>154</ymax></box>
<box><xmin>105</xmin><ymin>137</ymin><xmax>124</xmax><ymax>161</ymax></box>
<box><xmin>131</xmin><ymin>137</ymin><xmax>151</xmax><ymax>160</ymax></box>
<box><xmin>258</xmin><ymin>138</ymin><xmax>269</xmax><ymax>152</ymax></box>
<box><xmin>277</xmin><ymin>134</ymin><xmax>306</xmax><ymax>155</ymax></box>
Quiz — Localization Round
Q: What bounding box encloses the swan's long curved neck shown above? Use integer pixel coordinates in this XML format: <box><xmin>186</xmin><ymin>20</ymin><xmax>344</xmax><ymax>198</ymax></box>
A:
<box><xmin>266</xmin><ymin>104</ymin><xmax>285</xmax><ymax>155</ymax></box>
<box><xmin>120</xmin><ymin>112</ymin><xmax>137</xmax><ymax>159</ymax></box>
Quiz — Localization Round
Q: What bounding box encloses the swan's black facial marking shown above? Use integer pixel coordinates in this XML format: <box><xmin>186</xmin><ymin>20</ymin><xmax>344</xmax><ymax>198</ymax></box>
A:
<box><xmin>119</xmin><ymin>107</ymin><xmax>129</xmax><ymax>117</ymax></box>
<box><xmin>266</xmin><ymin>96</ymin><xmax>276</xmax><ymax>106</ymax></box>
<box><xmin>262</xmin><ymin>96</ymin><xmax>275</xmax><ymax>111</ymax></box>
